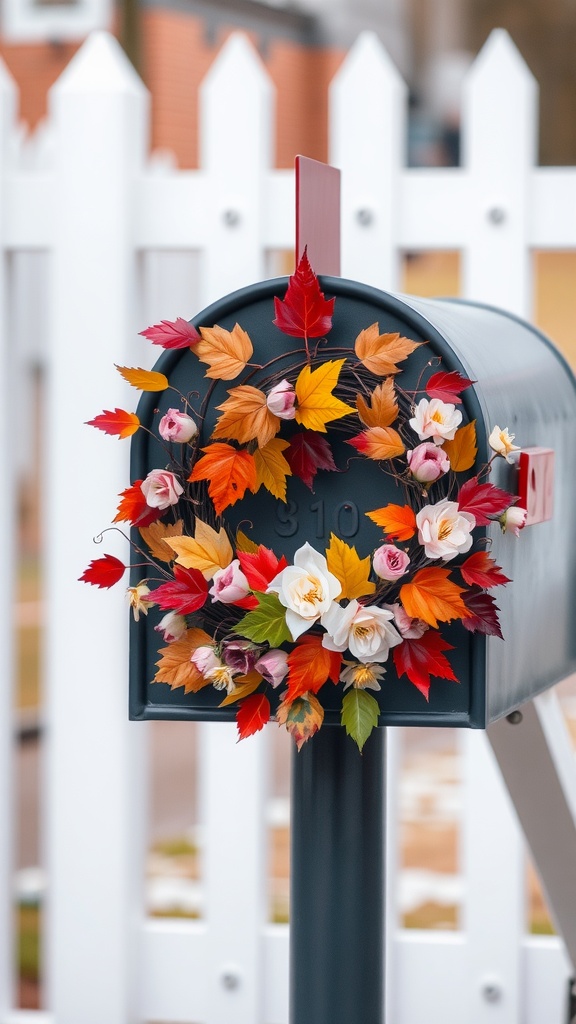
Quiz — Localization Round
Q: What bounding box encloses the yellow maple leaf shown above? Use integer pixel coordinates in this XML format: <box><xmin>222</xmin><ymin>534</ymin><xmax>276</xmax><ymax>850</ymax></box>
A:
<box><xmin>294</xmin><ymin>358</ymin><xmax>355</xmax><ymax>433</ymax></box>
<box><xmin>211</xmin><ymin>385</ymin><xmax>280</xmax><ymax>447</ymax></box>
<box><xmin>165</xmin><ymin>519</ymin><xmax>233</xmax><ymax>579</ymax></box>
<box><xmin>254</xmin><ymin>437</ymin><xmax>292</xmax><ymax>502</ymax></box>
<box><xmin>139</xmin><ymin>519</ymin><xmax>183</xmax><ymax>563</ymax></box>
<box><xmin>356</xmin><ymin>379</ymin><xmax>398</xmax><ymax>428</ymax></box>
<box><xmin>235</xmin><ymin>529</ymin><xmax>259</xmax><ymax>554</ymax></box>
<box><xmin>354</xmin><ymin>324</ymin><xmax>421</xmax><ymax>375</ymax></box>
<box><xmin>219</xmin><ymin>671</ymin><xmax>263</xmax><ymax>707</ymax></box>
<box><xmin>442</xmin><ymin>420</ymin><xmax>478</xmax><ymax>472</ymax></box>
<box><xmin>115</xmin><ymin>366</ymin><xmax>168</xmax><ymax>391</ymax></box>
<box><xmin>194</xmin><ymin>323</ymin><xmax>253</xmax><ymax>380</ymax></box>
<box><xmin>154</xmin><ymin>627</ymin><xmax>214</xmax><ymax>693</ymax></box>
<box><xmin>326</xmin><ymin>533</ymin><xmax>376</xmax><ymax>601</ymax></box>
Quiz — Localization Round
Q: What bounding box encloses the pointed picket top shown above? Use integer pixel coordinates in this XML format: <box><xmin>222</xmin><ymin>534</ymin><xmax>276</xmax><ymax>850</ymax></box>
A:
<box><xmin>201</xmin><ymin>31</ymin><xmax>272</xmax><ymax>96</ymax></box>
<box><xmin>51</xmin><ymin>30</ymin><xmax>147</xmax><ymax>98</ymax></box>
<box><xmin>462</xmin><ymin>29</ymin><xmax>537</xmax><ymax>167</ymax></box>
<box><xmin>330</xmin><ymin>32</ymin><xmax>407</xmax><ymax>290</ymax></box>
<box><xmin>0</xmin><ymin>58</ymin><xmax>17</xmax><ymax>157</ymax></box>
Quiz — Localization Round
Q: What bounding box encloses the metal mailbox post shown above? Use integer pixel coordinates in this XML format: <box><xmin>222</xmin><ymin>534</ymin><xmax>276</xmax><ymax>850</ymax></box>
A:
<box><xmin>126</xmin><ymin>162</ymin><xmax>576</xmax><ymax>1022</ymax></box>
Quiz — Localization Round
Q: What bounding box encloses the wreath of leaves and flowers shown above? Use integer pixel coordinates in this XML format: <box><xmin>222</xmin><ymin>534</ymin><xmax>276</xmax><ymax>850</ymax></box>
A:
<box><xmin>81</xmin><ymin>252</ymin><xmax>528</xmax><ymax>751</ymax></box>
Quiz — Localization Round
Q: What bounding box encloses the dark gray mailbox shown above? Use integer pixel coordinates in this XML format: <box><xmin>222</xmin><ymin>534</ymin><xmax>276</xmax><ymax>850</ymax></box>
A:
<box><xmin>125</xmin><ymin>272</ymin><xmax>576</xmax><ymax>736</ymax></box>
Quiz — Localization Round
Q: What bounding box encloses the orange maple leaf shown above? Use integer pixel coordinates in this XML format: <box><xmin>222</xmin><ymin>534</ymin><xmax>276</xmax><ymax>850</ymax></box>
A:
<box><xmin>285</xmin><ymin>635</ymin><xmax>342</xmax><ymax>702</ymax></box>
<box><xmin>154</xmin><ymin>627</ymin><xmax>213</xmax><ymax>693</ymax></box>
<box><xmin>442</xmin><ymin>421</ymin><xmax>478</xmax><ymax>472</ymax></box>
<box><xmin>139</xmin><ymin>520</ymin><xmax>183</xmax><ymax>563</ymax></box>
<box><xmin>355</xmin><ymin>324</ymin><xmax>421</xmax><ymax>375</ymax></box>
<box><xmin>366</xmin><ymin>504</ymin><xmax>417</xmax><ymax>541</ymax></box>
<box><xmin>194</xmin><ymin>323</ymin><xmax>253</xmax><ymax>380</ymax></box>
<box><xmin>115</xmin><ymin>366</ymin><xmax>168</xmax><ymax>391</ymax></box>
<box><xmin>113</xmin><ymin>480</ymin><xmax>161</xmax><ymax>527</ymax></box>
<box><xmin>189</xmin><ymin>443</ymin><xmax>257</xmax><ymax>516</ymax></box>
<box><xmin>400</xmin><ymin>567</ymin><xmax>471</xmax><ymax>629</ymax></box>
<box><xmin>211</xmin><ymin>385</ymin><xmax>280</xmax><ymax>448</ymax></box>
<box><xmin>348</xmin><ymin>426</ymin><xmax>405</xmax><ymax>460</ymax></box>
<box><xmin>356</xmin><ymin>379</ymin><xmax>398</xmax><ymax>428</ymax></box>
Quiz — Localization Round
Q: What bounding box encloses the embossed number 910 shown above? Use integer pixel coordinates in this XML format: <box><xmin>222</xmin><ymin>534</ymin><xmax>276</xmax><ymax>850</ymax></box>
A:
<box><xmin>274</xmin><ymin>499</ymin><xmax>360</xmax><ymax>539</ymax></box>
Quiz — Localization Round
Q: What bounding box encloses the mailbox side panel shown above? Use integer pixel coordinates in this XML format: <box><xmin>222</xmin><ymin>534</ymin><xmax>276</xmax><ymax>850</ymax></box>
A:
<box><xmin>403</xmin><ymin>296</ymin><xmax>576</xmax><ymax>721</ymax></box>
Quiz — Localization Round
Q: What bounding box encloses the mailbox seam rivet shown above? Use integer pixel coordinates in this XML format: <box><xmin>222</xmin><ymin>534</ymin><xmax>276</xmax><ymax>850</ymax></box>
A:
<box><xmin>506</xmin><ymin>710</ymin><xmax>523</xmax><ymax>725</ymax></box>
<box><xmin>223</xmin><ymin>208</ymin><xmax>241</xmax><ymax>227</ymax></box>
<box><xmin>487</xmin><ymin>205</ymin><xmax>506</xmax><ymax>225</ymax></box>
<box><xmin>481</xmin><ymin>978</ymin><xmax>503</xmax><ymax>1003</ymax></box>
<box><xmin>355</xmin><ymin>207</ymin><xmax>375</xmax><ymax>226</ymax></box>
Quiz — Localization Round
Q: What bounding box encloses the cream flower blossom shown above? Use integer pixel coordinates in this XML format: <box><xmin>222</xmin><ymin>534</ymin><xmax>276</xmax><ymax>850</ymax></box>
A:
<box><xmin>416</xmin><ymin>498</ymin><xmax>475</xmax><ymax>561</ymax></box>
<box><xmin>322</xmin><ymin>600</ymin><xmax>402</xmax><ymax>663</ymax></box>
<box><xmin>499</xmin><ymin>506</ymin><xmax>527</xmax><ymax>536</ymax></box>
<box><xmin>340</xmin><ymin>660</ymin><xmax>386</xmax><ymax>692</ymax></box>
<box><xmin>126</xmin><ymin>582</ymin><xmax>153</xmax><ymax>621</ymax></box>
<box><xmin>267</xmin><ymin>542</ymin><xmax>342</xmax><ymax>640</ymax></box>
<box><xmin>488</xmin><ymin>425</ymin><xmax>520</xmax><ymax>463</ymax></box>
<box><xmin>409</xmin><ymin>398</ymin><xmax>462</xmax><ymax>445</ymax></box>
<box><xmin>191</xmin><ymin>646</ymin><xmax>237</xmax><ymax>693</ymax></box>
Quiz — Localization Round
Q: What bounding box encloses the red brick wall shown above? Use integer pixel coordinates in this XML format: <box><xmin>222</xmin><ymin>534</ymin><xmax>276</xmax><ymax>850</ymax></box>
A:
<box><xmin>0</xmin><ymin>40</ymin><xmax>80</xmax><ymax>128</ymax></box>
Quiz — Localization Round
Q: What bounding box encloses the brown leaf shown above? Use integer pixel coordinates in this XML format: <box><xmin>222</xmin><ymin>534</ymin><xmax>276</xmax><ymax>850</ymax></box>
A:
<box><xmin>235</xmin><ymin>529</ymin><xmax>259</xmax><ymax>554</ymax></box>
<box><xmin>356</xmin><ymin>379</ymin><xmax>398</xmax><ymax>428</ymax></box>
<box><xmin>139</xmin><ymin>520</ymin><xmax>184</xmax><ymax>563</ymax></box>
<box><xmin>154</xmin><ymin>627</ymin><xmax>213</xmax><ymax>693</ymax></box>
<box><xmin>212</xmin><ymin>385</ymin><xmax>280</xmax><ymax>447</ymax></box>
<box><xmin>219</xmin><ymin>671</ymin><xmax>263</xmax><ymax>706</ymax></box>
<box><xmin>355</xmin><ymin>323</ymin><xmax>421</xmax><ymax>375</ymax></box>
<box><xmin>194</xmin><ymin>323</ymin><xmax>253</xmax><ymax>380</ymax></box>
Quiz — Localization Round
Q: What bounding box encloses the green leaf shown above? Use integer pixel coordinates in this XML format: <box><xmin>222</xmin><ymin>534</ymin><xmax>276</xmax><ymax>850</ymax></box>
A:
<box><xmin>236</xmin><ymin>592</ymin><xmax>291</xmax><ymax>648</ymax></box>
<box><xmin>341</xmin><ymin>689</ymin><xmax>380</xmax><ymax>752</ymax></box>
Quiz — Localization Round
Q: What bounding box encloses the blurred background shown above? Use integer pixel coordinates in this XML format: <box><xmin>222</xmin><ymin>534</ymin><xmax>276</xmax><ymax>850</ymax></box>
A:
<box><xmin>5</xmin><ymin>0</ymin><xmax>576</xmax><ymax>1012</ymax></box>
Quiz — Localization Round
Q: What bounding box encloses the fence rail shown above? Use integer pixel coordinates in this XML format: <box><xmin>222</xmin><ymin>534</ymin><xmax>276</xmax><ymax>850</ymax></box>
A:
<box><xmin>0</xmin><ymin>25</ymin><xmax>575</xmax><ymax>1024</ymax></box>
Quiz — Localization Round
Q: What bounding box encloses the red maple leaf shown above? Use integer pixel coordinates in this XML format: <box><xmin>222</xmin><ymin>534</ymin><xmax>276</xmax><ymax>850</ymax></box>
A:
<box><xmin>139</xmin><ymin>317</ymin><xmax>200</xmax><ymax>349</ymax></box>
<box><xmin>392</xmin><ymin>631</ymin><xmax>458</xmax><ymax>701</ymax></box>
<box><xmin>237</xmin><ymin>546</ymin><xmax>288</xmax><ymax>592</ymax></box>
<box><xmin>460</xmin><ymin>552</ymin><xmax>511</xmax><ymax>589</ymax></box>
<box><xmin>149</xmin><ymin>566</ymin><xmax>208</xmax><ymax>614</ymax></box>
<box><xmin>461</xmin><ymin>589</ymin><xmax>503</xmax><ymax>638</ymax></box>
<box><xmin>285</xmin><ymin>431</ymin><xmax>337</xmax><ymax>489</ymax></box>
<box><xmin>86</xmin><ymin>408</ymin><xmax>140</xmax><ymax>439</ymax></box>
<box><xmin>113</xmin><ymin>481</ymin><xmax>163</xmax><ymax>527</ymax></box>
<box><xmin>79</xmin><ymin>553</ymin><xmax>126</xmax><ymax>589</ymax></box>
<box><xmin>457</xmin><ymin>476</ymin><xmax>516</xmax><ymax>526</ymax></box>
<box><xmin>236</xmin><ymin>693</ymin><xmax>271</xmax><ymax>740</ymax></box>
<box><xmin>425</xmin><ymin>370</ymin><xmax>475</xmax><ymax>404</ymax></box>
<box><xmin>273</xmin><ymin>249</ymin><xmax>335</xmax><ymax>339</ymax></box>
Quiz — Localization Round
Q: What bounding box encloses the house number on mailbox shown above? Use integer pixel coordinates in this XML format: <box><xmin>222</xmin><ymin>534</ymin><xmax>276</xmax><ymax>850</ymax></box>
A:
<box><xmin>274</xmin><ymin>499</ymin><xmax>360</xmax><ymax>539</ymax></box>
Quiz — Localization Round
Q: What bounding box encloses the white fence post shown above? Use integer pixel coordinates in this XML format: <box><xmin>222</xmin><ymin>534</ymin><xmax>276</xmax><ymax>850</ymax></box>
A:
<box><xmin>44</xmin><ymin>33</ymin><xmax>148</xmax><ymax>1024</ymax></box>
<box><xmin>330</xmin><ymin>31</ymin><xmax>407</xmax><ymax>291</ymax></box>
<box><xmin>461</xmin><ymin>29</ymin><xmax>537</xmax><ymax>314</ymax></box>
<box><xmin>0</xmin><ymin>59</ymin><xmax>18</xmax><ymax>1021</ymax></box>
<box><xmin>200</xmin><ymin>33</ymin><xmax>274</xmax><ymax>307</ymax></box>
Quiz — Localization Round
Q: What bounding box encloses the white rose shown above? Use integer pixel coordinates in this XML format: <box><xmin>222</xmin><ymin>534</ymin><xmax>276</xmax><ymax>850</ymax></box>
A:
<box><xmin>321</xmin><ymin>600</ymin><xmax>402</xmax><ymax>663</ymax></box>
<box><xmin>416</xmin><ymin>498</ymin><xmax>475</xmax><ymax>560</ymax></box>
<box><xmin>409</xmin><ymin>398</ymin><xmax>462</xmax><ymax>445</ymax></box>
<box><xmin>267</xmin><ymin>542</ymin><xmax>342</xmax><ymax>640</ymax></box>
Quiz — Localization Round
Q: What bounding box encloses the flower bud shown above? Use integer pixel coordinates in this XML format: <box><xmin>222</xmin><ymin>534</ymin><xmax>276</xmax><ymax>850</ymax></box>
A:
<box><xmin>141</xmin><ymin>469</ymin><xmax>183</xmax><ymax>509</ymax></box>
<box><xmin>209</xmin><ymin>560</ymin><xmax>251</xmax><ymax>604</ymax></box>
<box><xmin>154</xmin><ymin>611</ymin><xmax>186</xmax><ymax>643</ymax></box>
<box><xmin>407</xmin><ymin>442</ymin><xmax>450</xmax><ymax>484</ymax></box>
<box><xmin>266</xmin><ymin>380</ymin><xmax>296</xmax><ymax>420</ymax></box>
<box><xmin>499</xmin><ymin>506</ymin><xmax>527</xmax><ymax>536</ymax></box>
<box><xmin>255</xmin><ymin>649</ymin><xmax>289</xmax><ymax>687</ymax></box>
<box><xmin>159</xmin><ymin>408</ymin><xmax>198</xmax><ymax>443</ymax></box>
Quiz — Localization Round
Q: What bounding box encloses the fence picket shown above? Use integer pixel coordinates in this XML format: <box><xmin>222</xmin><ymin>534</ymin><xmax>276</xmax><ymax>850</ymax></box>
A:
<box><xmin>44</xmin><ymin>33</ymin><xmax>149</xmax><ymax>1024</ymax></box>
<box><xmin>330</xmin><ymin>31</ymin><xmax>407</xmax><ymax>291</ymax></box>
<box><xmin>0</xmin><ymin>57</ymin><xmax>18</xmax><ymax>1022</ymax></box>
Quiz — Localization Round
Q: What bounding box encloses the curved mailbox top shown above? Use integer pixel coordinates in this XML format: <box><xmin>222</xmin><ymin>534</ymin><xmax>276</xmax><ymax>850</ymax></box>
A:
<box><xmin>130</xmin><ymin>276</ymin><xmax>576</xmax><ymax>729</ymax></box>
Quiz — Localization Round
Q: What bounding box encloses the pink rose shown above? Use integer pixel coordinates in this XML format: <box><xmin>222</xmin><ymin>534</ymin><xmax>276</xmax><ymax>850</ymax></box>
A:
<box><xmin>407</xmin><ymin>443</ymin><xmax>450</xmax><ymax>484</ymax></box>
<box><xmin>499</xmin><ymin>506</ymin><xmax>527</xmax><ymax>536</ymax></box>
<box><xmin>209</xmin><ymin>560</ymin><xmax>251</xmax><ymax>604</ymax></box>
<box><xmin>141</xmin><ymin>469</ymin><xmax>183</xmax><ymax>509</ymax></box>
<box><xmin>158</xmin><ymin>408</ymin><xmax>198</xmax><ymax>443</ymax></box>
<box><xmin>191</xmin><ymin>645</ymin><xmax>220</xmax><ymax>675</ymax></box>
<box><xmin>266</xmin><ymin>380</ymin><xmax>296</xmax><ymax>420</ymax></box>
<box><xmin>385</xmin><ymin>603</ymin><xmax>428</xmax><ymax>640</ymax></box>
<box><xmin>255</xmin><ymin>649</ymin><xmax>289</xmax><ymax>687</ymax></box>
<box><xmin>154</xmin><ymin>611</ymin><xmax>186</xmax><ymax>643</ymax></box>
<box><xmin>373</xmin><ymin>544</ymin><xmax>410</xmax><ymax>581</ymax></box>
<box><xmin>222</xmin><ymin>640</ymin><xmax>259</xmax><ymax>674</ymax></box>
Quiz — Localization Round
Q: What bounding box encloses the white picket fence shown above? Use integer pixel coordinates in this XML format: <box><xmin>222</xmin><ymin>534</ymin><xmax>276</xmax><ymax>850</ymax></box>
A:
<box><xmin>1</xmin><ymin>24</ymin><xmax>576</xmax><ymax>1024</ymax></box>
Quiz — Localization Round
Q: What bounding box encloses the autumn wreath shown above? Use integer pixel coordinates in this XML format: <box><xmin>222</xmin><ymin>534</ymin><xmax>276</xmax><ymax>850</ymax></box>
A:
<box><xmin>81</xmin><ymin>253</ymin><xmax>527</xmax><ymax>751</ymax></box>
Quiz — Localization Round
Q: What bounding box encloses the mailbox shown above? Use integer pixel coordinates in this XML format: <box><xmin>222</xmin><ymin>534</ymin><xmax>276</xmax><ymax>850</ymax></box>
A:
<box><xmin>128</xmin><ymin>275</ymin><xmax>576</xmax><ymax>731</ymax></box>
